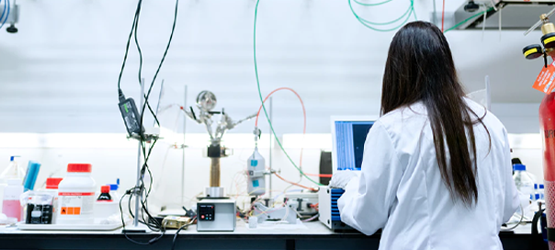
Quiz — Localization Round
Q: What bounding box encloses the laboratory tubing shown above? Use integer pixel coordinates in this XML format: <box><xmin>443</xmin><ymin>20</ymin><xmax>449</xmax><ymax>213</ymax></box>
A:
<box><xmin>57</xmin><ymin>163</ymin><xmax>96</xmax><ymax>224</ymax></box>
<box><xmin>2</xmin><ymin>179</ymin><xmax>23</xmax><ymax>221</ymax></box>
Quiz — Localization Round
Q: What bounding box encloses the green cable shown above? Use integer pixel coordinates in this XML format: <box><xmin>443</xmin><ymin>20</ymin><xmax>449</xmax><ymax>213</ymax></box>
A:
<box><xmin>356</xmin><ymin>0</ymin><xmax>413</xmax><ymax>26</ymax></box>
<box><xmin>412</xmin><ymin>2</ymin><xmax>417</xmax><ymax>20</ymax></box>
<box><xmin>444</xmin><ymin>7</ymin><xmax>493</xmax><ymax>33</ymax></box>
<box><xmin>353</xmin><ymin>0</ymin><xmax>392</xmax><ymax>7</ymax></box>
<box><xmin>349</xmin><ymin>0</ymin><xmax>415</xmax><ymax>32</ymax></box>
<box><xmin>253</xmin><ymin>0</ymin><xmax>323</xmax><ymax>187</ymax></box>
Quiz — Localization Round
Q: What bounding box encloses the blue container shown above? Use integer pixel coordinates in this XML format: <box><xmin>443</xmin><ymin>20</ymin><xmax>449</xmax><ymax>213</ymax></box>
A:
<box><xmin>23</xmin><ymin>161</ymin><xmax>41</xmax><ymax>192</ymax></box>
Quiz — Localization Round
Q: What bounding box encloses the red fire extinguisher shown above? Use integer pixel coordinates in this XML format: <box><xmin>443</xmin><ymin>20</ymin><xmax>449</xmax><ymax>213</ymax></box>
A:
<box><xmin>524</xmin><ymin>12</ymin><xmax>555</xmax><ymax>250</ymax></box>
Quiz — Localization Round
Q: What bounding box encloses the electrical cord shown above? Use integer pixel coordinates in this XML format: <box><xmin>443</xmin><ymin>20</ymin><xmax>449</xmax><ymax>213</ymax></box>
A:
<box><xmin>133</xmin><ymin>2</ymin><xmax>145</xmax><ymax>91</ymax></box>
<box><xmin>116</xmin><ymin>0</ymin><xmax>180</xmax><ymax>244</ymax></box>
<box><xmin>119</xmin><ymin>128</ymin><xmax>163</xmax><ymax>236</ymax></box>
<box><xmin>138</xmin><ymin>140</ymin><xmax>164</xmax><ymax>232</ymax></box>
<box><xmin>116</xmin><ymin>0</ymin><xmax>159</xmax><ymax>126</ymax></box>
<box><xmin>119</xmin><ymin>191</ymin><xmax>165</xmax><ymax>245</ymax></box>
<box><xmin>253</xmin><ymin>0</ymin><xmax>322</xmax><ymax>187</ymax></box>
<box><xmin>139</xmin><ymin>0</ymin><xmax>180</xmax><ymax>130</ymax></box>
<box><xmin>500</xmin><ymin>203</ymin><xmax>525</xmax><ymax>231</ymax></box>
<box><xmin>115</xmin><ymin>1</ymin><xmax>161</xmax><ymax>239</ymax></box>
<box><xmin>171</xmin><ymin>217</ymin><xmax>197</xmax><ymax>250</ymax></box>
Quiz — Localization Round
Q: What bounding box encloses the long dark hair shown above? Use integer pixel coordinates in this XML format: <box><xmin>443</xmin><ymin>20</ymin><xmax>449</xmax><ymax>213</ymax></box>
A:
<box><xmin>381</xmin><ymin>21</ymin><xmax>488</xmax><ymax>206</ymax></box>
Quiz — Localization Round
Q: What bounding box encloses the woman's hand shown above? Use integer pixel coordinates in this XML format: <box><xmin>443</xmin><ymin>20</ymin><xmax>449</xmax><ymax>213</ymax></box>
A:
<box><xmin>329</xmin><ymin>170</ymin><xmax>359</xmax><ymax>189</ymax></box>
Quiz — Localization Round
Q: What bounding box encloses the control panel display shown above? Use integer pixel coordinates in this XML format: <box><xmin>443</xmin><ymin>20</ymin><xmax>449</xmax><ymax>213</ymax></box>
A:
<box><xmin>198</xmin><ymin>204</ymin><xmax>215</xmax><ymax>221</ymax></box>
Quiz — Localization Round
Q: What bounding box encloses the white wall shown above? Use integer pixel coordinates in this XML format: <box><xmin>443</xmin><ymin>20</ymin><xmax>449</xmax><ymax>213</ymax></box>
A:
<box><xmin>0</xmin><ymin>0</ymin><xmax>549</xmax><ymax>134</ymax></box>
<box><xmin>0</xmin><ymin>0</ymin><xmax>552</xmax><ymax>212</ymax></box>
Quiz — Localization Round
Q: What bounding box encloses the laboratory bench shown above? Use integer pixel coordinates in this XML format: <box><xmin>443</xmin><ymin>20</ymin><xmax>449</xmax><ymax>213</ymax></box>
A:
<box><xmin>0</xmin><ymin>221</ymin><xmax>545</xmax><ymax>250</ymax></box>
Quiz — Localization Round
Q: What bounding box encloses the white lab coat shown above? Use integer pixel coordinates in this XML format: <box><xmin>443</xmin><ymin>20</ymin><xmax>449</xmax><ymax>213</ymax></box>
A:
<box><xmin>338</xmin><ymin>99</ymin><xmax>520</xmax><ymax>250</ymax></box>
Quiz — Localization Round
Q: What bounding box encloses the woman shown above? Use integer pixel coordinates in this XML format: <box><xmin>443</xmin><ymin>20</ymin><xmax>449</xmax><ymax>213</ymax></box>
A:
<box><xmin>332</xmin><ymin>21</ymin><xmax>520</xmax><ymax>249</ymax></box>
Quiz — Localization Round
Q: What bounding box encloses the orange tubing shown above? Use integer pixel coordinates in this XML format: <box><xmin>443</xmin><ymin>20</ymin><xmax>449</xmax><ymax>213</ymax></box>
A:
<box><xmin>274</xmin><ymin>172</ymin><xmax>317</xmax><ymax>192</ymax></box>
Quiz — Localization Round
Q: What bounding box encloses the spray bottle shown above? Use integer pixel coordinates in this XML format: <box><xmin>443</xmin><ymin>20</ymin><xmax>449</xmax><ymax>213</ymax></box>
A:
<box><xmin>0</xmin><ymin>156</ymin><xmax>25</xmax><ymax>214</ymax></box>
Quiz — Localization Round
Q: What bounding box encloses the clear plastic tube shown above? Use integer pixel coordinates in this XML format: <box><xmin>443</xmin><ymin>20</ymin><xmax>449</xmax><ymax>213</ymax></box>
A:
<box><xmin>253</xmin><ymin>0</ymin><xmax>322</xmax><ymax>186</ymax></box>
<box><xmin>348</xmin><ymin>0</ymin><xmax>415</xmax><ymax>32</ymax></box>
<box><xmin>255</xmin><ymin>87</ymin><xmax>306</xmax><ymax>169</ymax></box>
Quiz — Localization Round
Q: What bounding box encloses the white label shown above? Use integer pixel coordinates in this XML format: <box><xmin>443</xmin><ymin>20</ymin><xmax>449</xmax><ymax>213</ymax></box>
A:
<box><xmin>58</xmin><ymin>192</ymin><xmax>94</xmax><ymax>216</ymax></box>
<box><xmin>31</xmin><ymin>210</ymin><xmax>42</xmax><ymax>218</ymax></box>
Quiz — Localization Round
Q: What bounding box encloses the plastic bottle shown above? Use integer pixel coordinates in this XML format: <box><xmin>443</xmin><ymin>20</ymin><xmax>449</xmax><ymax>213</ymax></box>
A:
<box><xmin>2</xmin><ymin>179</ymin><xmax>23</xmax><ymax>221</ymax></box>
<box><xmin>0</xmin><ymin>156</ymin><xmax>24</xmax><ymax>213</ymax></box>
<box><xmin>513</xmin><ymin>164</ymin><xmax>536</xmax><ymax>201</ymax></box>
<box><xmin>97</xmin><ymin>186</ymin><xmax>112</xmax><ymax>201</ymax></box>
<box><xmin>57</xmin><ymin>163</ymin><xmax>96</xmax><ymax>224</ymax></box>
<box><xmin>540</xmin><ymin>184</ymin><xmax>546</xmax><ymax>201</ymax></box>
<box><xmin>247</xmin><ymin>149</ymin><xmax>266</xmax><ymax>196</ymax></box>
<box><xmin>107</xmin><ymin>178</ymin><xmax>120</xmax><ymax>202</ymax></box>
<box><xmin>94</xmin><ymin>185</ymin><xmax>118</xmax><ymax>220</ymax></box>
<box><xmin>0</xmin><ymin>156</ymin><xmax>25</xmax><ymax>180</ymax></box>
<box><xmin>108</xmin><ymin>184</ymin><xmax>120</xmax><ymax>202</ymax></box>
<box><xmin>45</xmin><ymin>177</ymin><xmax>62</xmax><ymax>224</ymax></box>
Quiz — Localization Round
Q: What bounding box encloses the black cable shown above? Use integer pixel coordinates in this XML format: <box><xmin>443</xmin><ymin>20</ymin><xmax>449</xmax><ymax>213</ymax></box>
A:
<box><xmin>116</xmin><ymin>0</ymin><xmax>180</xmax><ymax>245</ymax></box>
<box><xmin>117</xmin><ymin>0</ymin><xmax>159</xmax><ymax>127</ymax></box>
<box><xmin>131</xmin><ymin>1</ymin><xmax>160</xmax><ymax>126</ymax></box>
<box><xmin>119</xmin><ymin>191</ymin><xmax>165</xmax><ymax>245</ymax></box>
<box><xmin>117</xmin><ymin>0</ymin><xmax>142</xmax><ymax>92</ymax></box>
<box><xmin>133</xmin><ymin>2</ymin><xmax>144</xmax><ymax>91</ymax></box>
<box><xmin>131</xmin><ymin>139</ymin><xmax>162</xmax><ymax>232</ymax></box>
<box><xmin>171</xmin><ymin>217</ymin><xmax>197</xmax><ymax>250</ymax></box>
<box><xmin>141</xmin><ymin>141</ymin><xmax>163</xmax><ymax>231</ymax></box>
<box><xmin>139</xmin><ymin>0</ymin><xmax>180</xmax><ymax>129</ymax></box>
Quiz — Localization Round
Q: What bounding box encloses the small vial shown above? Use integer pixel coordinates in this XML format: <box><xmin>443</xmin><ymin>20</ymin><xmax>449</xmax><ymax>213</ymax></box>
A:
<box><xmin>249</xmin><ymin>217</ymin><xmax>258</xmax><ymax>229</ymax></box>
<box><xmin>97</xmin><ymin>186</ymin><xmax>112</xmax><ymax>201</ymax></box>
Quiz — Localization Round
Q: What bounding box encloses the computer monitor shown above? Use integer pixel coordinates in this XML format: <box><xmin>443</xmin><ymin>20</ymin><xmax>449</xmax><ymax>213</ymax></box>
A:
<box><xmin>331</xmin><ymin>116</ymin><xmax>377</xmax><ymax>173</ymax></box>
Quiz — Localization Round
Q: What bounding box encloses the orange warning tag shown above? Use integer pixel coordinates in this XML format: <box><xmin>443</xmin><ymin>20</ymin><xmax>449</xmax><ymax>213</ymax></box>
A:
<box><xmin>533</xmin><ymin>63</ymin><xmax>555</xmax><ymax>93</ymax></box>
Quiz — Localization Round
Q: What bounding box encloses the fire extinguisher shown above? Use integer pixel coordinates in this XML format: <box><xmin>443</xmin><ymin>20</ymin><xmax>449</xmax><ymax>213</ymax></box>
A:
<box><xmin>523</xmin><ymin>11</ymin><xmax>555</xmax><ymax>249</ymax></box>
